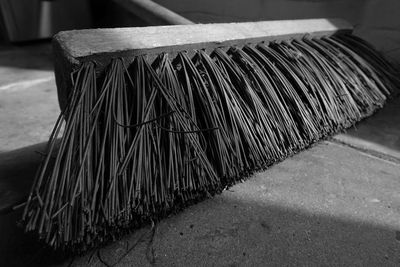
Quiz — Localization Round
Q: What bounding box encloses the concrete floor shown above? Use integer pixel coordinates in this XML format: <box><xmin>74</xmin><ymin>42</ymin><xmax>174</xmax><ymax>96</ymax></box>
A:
<box><xmin>0</xmin><ymin>43</ymin><xmax>399</xmax><ymax>266</ymax></box>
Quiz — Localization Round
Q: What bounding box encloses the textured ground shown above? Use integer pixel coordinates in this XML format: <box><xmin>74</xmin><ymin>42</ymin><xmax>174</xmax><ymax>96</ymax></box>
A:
<box><xmin>0</xmin><ymin>42</ymin><xmax>399</xmax><ymax>267</ymax></box>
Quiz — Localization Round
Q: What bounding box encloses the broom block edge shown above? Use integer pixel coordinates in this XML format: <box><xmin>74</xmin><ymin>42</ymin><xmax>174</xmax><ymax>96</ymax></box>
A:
<box><xmin>53</xmin><ymin>18</ymin><xmax>352</xmax><ymax>111</ymax></box>
<box><xmin>54</xmin><ymin>18</ymin><xmax>353</xmax><ymax>61</ymax></box>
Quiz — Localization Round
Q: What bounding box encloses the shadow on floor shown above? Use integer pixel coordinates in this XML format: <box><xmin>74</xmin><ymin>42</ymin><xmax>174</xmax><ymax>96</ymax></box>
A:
<box><xmin>0</xmin><ymin>141</ymin><xmax>58</xmax><ymax>214</ymax></box>
<box><xmin>0</xmin><ymin>141</ymin><xmax>66</xmax><ymax>266</ymax></box>
<box><xmin>0</xmin><ymin>193</ymin><xmax>399</xmax><ymax>266</ymax></box>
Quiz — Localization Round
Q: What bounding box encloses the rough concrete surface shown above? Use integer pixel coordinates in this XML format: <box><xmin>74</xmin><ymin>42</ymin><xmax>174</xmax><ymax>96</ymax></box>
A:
<box><xmin>0</xmin><ymin>80</ymin><xmax>59</xmax><ymax>152</ymax></box>
<box><xmin>334</xmin><ymin>97</ymin><xmax>400</xmax><ymax>161</ymax></box>
<box><xmin>0</xmin><ymin>42</ymin><xmax>400</xmax><ymax>267</ymax></box>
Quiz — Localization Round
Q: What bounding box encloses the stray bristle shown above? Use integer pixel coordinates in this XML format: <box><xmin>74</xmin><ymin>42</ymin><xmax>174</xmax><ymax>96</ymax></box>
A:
<box><xmin>21</xmin><ymin>33</ymin><xmax>399</xmax><ymax>250</ymax></box>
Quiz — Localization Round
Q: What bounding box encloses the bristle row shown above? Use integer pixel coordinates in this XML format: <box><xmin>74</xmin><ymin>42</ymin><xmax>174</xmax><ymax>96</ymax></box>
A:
<box><xmin>22</xmin><ymin>34</ymin><xmax>399</xmax><ymax>250</ymax></box>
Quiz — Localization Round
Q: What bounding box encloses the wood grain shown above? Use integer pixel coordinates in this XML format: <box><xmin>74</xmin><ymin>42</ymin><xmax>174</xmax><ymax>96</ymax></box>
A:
<box><xmin>55</xmin><ymin>18</ymin><xmax>352</xmax><ymax>61</ymax></box>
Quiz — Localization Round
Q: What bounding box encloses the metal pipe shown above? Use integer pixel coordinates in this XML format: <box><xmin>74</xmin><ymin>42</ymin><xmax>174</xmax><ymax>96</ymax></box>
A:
<box><xmin>112</xmin><ymin>0</ymin><xmax>194</xmax><ymax>25</ymax></box>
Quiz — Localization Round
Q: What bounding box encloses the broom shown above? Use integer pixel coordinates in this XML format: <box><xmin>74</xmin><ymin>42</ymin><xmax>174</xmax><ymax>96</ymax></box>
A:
<box><xmin>20</xmin><ymin>17</ymin><xmax>399</xmax><ymax>251</ymax></box>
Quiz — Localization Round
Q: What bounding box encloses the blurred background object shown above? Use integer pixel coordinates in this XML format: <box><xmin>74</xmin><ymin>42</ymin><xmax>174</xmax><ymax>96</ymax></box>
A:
<box><xmin>0</xmin><ymin>0</ymin><xmax>92</xmax><ymax>42</ymax></box>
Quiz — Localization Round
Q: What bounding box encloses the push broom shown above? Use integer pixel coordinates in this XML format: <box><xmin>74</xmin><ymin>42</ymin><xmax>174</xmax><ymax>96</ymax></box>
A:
<box><xmin>19</xmin><ymin>3</ymin><xmax>399</xmax><ymax>251</ymax></box>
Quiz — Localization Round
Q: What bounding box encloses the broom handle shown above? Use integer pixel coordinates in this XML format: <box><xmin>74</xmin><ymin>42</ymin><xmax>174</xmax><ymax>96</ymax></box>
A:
<box><xmin>112</xmin><ymin>0</ymin><xmax>194</xmax><ymax>25</ymax></box>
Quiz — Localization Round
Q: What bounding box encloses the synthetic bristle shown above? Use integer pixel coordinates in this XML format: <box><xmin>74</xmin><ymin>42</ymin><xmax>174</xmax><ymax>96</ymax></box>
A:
<box><xmin>21</xmin><ymin>33</ymin><xmax>399</xmax><ymax>250</ymax></box>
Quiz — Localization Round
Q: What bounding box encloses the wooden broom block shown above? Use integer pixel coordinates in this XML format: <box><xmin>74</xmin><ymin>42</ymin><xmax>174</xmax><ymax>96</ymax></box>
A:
<box><xmin>55</xmin><ymin>18</ymin><xmax>353</xmax><ymax>61</ymax></box>
<box><xmin>53</xmin><ymin>18</ymin><xmax>353</xmax><ymax>111</ymax></box>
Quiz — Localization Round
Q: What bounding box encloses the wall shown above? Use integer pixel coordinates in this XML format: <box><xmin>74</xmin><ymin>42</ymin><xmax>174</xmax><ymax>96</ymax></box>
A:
<box><xmin>154</xmin><ymin>0</ymin><xmax>400</xmax><ymax>63</ymax></box>
<box><xmin>359</xmin><ymin>0</ymin><xmax>400</xmax><ymax>63</ymax></box>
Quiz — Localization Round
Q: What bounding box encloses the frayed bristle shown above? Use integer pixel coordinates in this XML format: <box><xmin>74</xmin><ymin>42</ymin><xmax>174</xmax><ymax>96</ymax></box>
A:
<box><xmin>21</xmin><ymin>33</ymin><xmax>399</xmax><ymax>250</ymax></box>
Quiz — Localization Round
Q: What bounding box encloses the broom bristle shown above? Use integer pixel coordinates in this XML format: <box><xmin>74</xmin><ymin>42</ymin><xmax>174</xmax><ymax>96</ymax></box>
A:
<box><xmin>21</xmin><ymin>33</ymin><xmax>399</xmax><ymax>250</ymax></box>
